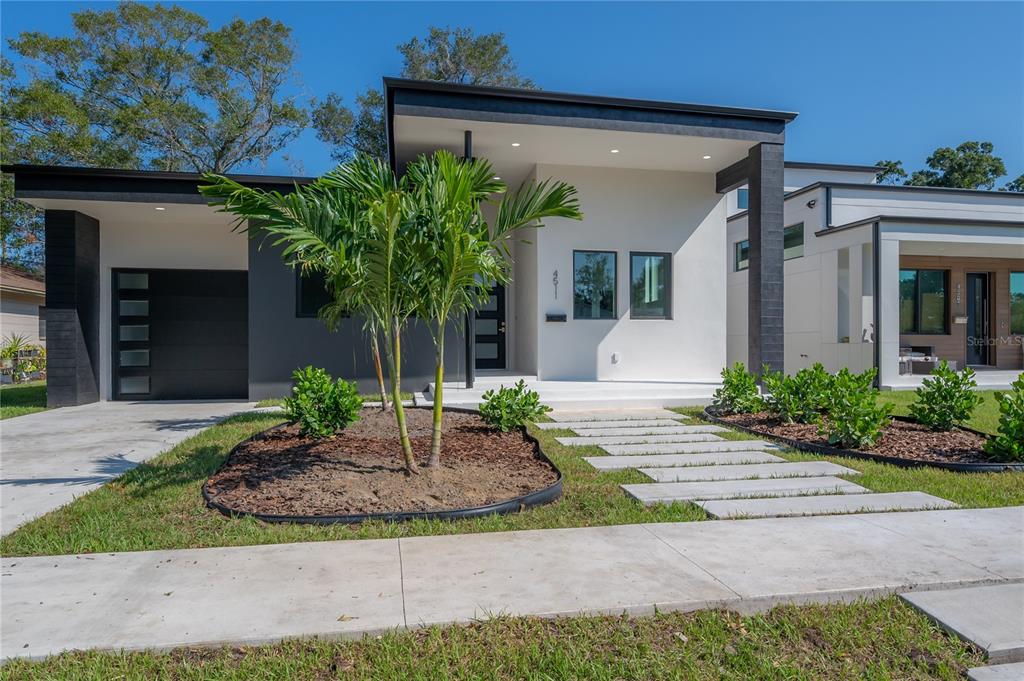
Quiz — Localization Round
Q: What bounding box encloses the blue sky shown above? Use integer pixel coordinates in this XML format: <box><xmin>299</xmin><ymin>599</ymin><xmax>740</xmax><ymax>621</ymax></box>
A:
<box><xmin>3</xmin><ymin>1</ymin><xmax>1022</xmax><ymax>181</ymax></box>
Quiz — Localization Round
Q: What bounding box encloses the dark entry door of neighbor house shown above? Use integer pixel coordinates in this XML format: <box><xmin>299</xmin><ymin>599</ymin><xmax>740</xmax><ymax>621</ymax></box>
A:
<box><xmin>475</xmin><ymin>284</ymin><xmax>506</xmax><ymax>369</ymax></box>
<box><xmin>112</xmin><ymin>268</ymin><xmax>248</xmax><ymax>400</ymax></box>
<box><xmin>966</xmin><ymin>273</ymin><xmax>990</xmax><ymax>366</ymax></box>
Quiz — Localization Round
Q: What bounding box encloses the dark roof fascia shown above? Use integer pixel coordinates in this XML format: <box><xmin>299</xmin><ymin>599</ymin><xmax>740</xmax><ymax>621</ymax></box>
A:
<box><xmin>1</xmin><ymin>164</ymin><xmax>314</xmax><ymax>204</ymax></box>
<box><xmin>816</xmin><ymin>214</ymin><xmax>1024</xmax><ymax>237</ymax></box>
<box><xmin>726</xmin><ymin>181</ymin><xmax>1024</xmax><ymax>223</ymax></box>
<box><xmin>784</xmin><ymin>161</ymin><xmax>880</xmax><ymax>173</ymax></box>
<box><xmin>385</xmin><ymin>78</ymin><xmax>797</xmax><ymax>164</ymax></box>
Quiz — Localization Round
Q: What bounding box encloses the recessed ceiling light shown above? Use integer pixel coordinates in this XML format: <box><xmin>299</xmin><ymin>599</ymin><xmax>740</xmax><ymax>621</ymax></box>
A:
<box><xmin>511</xmin><ymin>143</ymin><xmax>520</xmax><ymax>147</ymax></box>
<box><xmin>154</xmin><ymin>207</ymin><xmax>166</xmax><ymax>211</ymax></box>
<box><xmin>493</xmin><ymin>176</ymin><xmax>501</xmax><ymax>180</ymax></box>
<box><xmin>610</xmin><ymin>149</ymin><xmax>620</xmax><ymax>154</ymax></box>
<box><xmin>702</xmin><ymin>155</ymin><xmax>712</xmax><ymax>160</ymax></box>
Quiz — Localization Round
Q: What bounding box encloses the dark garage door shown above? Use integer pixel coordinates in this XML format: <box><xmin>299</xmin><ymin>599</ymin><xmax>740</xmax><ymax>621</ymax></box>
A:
<box><xmin>113</xmin><ymin>269</ymin><xmax>248</xmax><ymax>400</ymax></box>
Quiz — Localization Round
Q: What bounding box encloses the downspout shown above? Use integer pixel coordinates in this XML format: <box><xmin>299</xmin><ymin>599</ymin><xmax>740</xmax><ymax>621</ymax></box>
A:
<box><xmin>463</xmin><ymin>130</ymin><xmax>476</xmax><ymax>389</ymax></box>
<box><xmin>872</xmin><ymin>220</ymin><xmax>881</xmax><ymax>388</ymax></box>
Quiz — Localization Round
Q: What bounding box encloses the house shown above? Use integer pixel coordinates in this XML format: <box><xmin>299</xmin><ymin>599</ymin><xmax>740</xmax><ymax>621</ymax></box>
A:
<box><xmin>0</xmin><ymin>265</ymin><xmax>45</xmax><ymax>345</ymax></box>
<box><xmin>2</xmin><ymin>78</ymin><xmax>1021</xmax><ymax>407</ymax></box>
<box><xmin>726</xmin><ymin>172</ymin><xmax>1024</xmax><ymax>389</ymax></box>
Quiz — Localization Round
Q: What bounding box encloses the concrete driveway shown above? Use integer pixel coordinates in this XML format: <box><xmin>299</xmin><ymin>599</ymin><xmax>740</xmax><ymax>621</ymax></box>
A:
<box><xmin>1</xmin><ymin>400</ymin><xmax>256</xmax><ymax>534</ymax></box>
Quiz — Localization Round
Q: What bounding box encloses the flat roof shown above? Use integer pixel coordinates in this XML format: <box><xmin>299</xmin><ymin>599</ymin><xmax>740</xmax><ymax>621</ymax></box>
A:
<box><xmin>784</xmin><ymin>161</ymin><xmax>880</xmax><ymax>173</ymax></box>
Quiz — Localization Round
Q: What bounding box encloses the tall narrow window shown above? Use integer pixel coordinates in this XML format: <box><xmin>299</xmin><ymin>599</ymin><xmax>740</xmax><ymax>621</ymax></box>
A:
<box><xmin>784</xmin><ymin>223</ymin><xmax>804</xmax><ymax>260</ymax></box>
<box><xmin>573</xmin><ymin>250</ymin><xmax>616</xmax><ymax>319</ymax></box>
<box><xmin>734</xmin><ymin>240</ymin><xmax>750</xmax><ymax>271</ymax></box>
<box><xmin>899</xmin><ymin>269</ymin><xmax>948</xmax><ymax>334</ymax></box>
<box><xmin>630</xmin><ymin>252</ymin><xmax>671</xmax><ymax>319</ymax></box>
<box><xmin>296</xmin><ymin>269</ymin><xmax>333</xmax><ymax>318</ymax></box>
<box><xmin>737</xmin><ymin>188</ymin><xmax>749</xmax><ymax>210</ymax></box>
<box><xmin>1011</xmin><ymin>272</ymin><xmax>1024</xmax><ymax>335</ymax></box>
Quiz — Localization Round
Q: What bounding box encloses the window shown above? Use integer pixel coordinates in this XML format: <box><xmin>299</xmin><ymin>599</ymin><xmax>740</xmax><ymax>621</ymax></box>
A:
<box><xmin>735</xmin><ymin>240</ymin><xmax>749</xmax><ymax>271</ymax></box>
<box><xmin>630</xmin><ymin>253</ymin><xmax>671</xmax><ymax>319</ymax></box>
<box><xmin>899</xmin><ymin>269</ymin><xmax>948</xmax><ymax>334</ymax></box>
<box><xmin>296</xmin><ymin>269</ymin><xmax>333</xmax><ymax>318</ymax></box>
<box><xmin>737</xmin><ymin>188</ymin><xmax>749</xmax><ymax>210</ymax></box>
<box><xmin>784</xmin><ymin>223</ymin><xmax>804</xmax><ymax>260</ymax></box>
<box><xmin>573</xmin><ymin>250</ymin><xmax>616</xmax><ymax>319</ymax></box>
<box><xmin>1011</xmin><ymin>272</ymin><xmax>1024</xmax><ymax>335</ymax></box>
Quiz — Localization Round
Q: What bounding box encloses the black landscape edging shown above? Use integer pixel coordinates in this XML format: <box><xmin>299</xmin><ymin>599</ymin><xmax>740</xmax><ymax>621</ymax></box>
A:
<box><xmin>702</xmin><ymin>408</ymin><xmax>1024</xmax><ymax>473</ymax></box>
<box><xmin>202</xmin><ymin>406</ymin><xmax>563</xmax><ymax>525</ymax></box>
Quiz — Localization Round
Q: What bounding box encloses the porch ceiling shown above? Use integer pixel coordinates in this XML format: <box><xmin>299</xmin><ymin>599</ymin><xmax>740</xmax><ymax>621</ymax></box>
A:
<box><xmin>14</xmin><ymin>197</ymin><xmax>236</xmax><ymax>228</ymax></box>
<box><xmin>393</xmin><ymin>114</ymin><xmax>755</xmax><ymax>188</ymax></box>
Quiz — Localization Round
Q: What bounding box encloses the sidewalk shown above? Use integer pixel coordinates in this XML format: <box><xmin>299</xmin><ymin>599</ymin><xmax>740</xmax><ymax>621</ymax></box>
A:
<box><xmin>3</xmin><ymin>506</ymin><xmax>1022</xmax><ymax>660</ymax></box>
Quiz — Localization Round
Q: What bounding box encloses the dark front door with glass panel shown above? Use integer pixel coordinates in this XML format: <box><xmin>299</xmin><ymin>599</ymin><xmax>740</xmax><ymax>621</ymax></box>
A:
<box><xmin>966</xmin><ymin>273</ymin><xmax>990</xmax><ymax>366</ymax></box>
<box><xmin>475</xmin><ymin>284</ymin><xmax>506</xmax><ymax>369</ymax></box>
<box><xmin>113</xmin><ymin>269</ymin><xmax>248</xmax><ymax>400</ymax></box>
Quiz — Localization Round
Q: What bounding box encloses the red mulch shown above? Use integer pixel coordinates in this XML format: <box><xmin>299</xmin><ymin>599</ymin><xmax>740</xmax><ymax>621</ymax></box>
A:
<box><xmin>716</xmin><ymin>412</ymin><xmax>993</xmax><ymax>464</ymax></box>
<box><xmin>205</xmin><ymin>408</ymin><xmax>558</xmax><ymax>517</ymax></box>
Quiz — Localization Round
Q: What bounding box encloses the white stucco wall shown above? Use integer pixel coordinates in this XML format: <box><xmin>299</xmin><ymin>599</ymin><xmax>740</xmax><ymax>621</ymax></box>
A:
<box><xmin>530</xmin><ymin>164</ymin><xmax>726</xmax><ymax>382</ymax></box>
<box><xmin>97</xmin><ymin>205</ymin><xmax>247</xmax><ymax>398</ymax></box>
<box><xmin>726</xmin><ymin>165</ymin><xmax>877</xmax><ymax>215</ymax></box>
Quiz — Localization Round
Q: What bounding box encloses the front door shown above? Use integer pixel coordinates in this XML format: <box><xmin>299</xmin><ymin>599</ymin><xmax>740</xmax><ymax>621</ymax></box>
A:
<box><xmin>966</xmin><ymin>273</ymin><xmax>990</xmax><ymax>366</ymax></box>
<box><xmin>475</xmin><ymin>284</ymin><xmax>506</xmax><ymax>369</ymax></box>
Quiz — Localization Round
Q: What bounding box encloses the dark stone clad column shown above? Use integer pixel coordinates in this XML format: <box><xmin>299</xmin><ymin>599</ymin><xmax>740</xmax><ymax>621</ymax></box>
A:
<box><xmin>747</xmin><ymin>143</ymin><xmax>785</xmax><ymax>375</ymax></box>
<box><xmin>44</xmin><ymin>210</ymin><xmax>100</xmax><ymax>407</ymax></box>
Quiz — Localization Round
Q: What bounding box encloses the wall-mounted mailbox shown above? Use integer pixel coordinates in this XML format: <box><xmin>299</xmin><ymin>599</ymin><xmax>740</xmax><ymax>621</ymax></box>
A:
<box><xmin>545</xmin><ymin>313</ymin><xmax>567</xmax><ymax>323</ymax></box>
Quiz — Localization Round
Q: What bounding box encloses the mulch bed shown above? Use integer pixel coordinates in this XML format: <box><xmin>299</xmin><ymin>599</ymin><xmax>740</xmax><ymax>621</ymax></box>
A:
<box><xmin>205</xmin><ymin>408</ymin><xmax>559</xmax><ymax>517</ymax></box>
<box><xmin>715</xmin><ymin>411</ymin><xmax>993</xmax><ymax>465</ymax></box>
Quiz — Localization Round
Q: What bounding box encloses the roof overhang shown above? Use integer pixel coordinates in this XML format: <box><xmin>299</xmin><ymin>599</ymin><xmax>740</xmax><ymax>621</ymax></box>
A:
<box><xmin>385</xmin><ymin>78</ymin><xmax>797</xmax><ymax>186</ymax></box>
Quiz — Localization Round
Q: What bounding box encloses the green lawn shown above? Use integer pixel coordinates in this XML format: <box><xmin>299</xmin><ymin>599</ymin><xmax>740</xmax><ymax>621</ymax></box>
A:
<box><xmin>0</xmin><ymin>380</ymin><xmax>47</xmax><ymax>419</ymax></box>
<box><xmin>2</xmin><ymin>598</ymin><xmax>983</xmax><ymax>680</ymax></box>
<box><xmin>0</xmin><ymin>411</ymin><xmax>703</xmax><ymax>557</ymax></box>
<box><xmin>879</xmin><ymin>389</ymin><xmax>1004</xmax><ymax>435</ymax></box>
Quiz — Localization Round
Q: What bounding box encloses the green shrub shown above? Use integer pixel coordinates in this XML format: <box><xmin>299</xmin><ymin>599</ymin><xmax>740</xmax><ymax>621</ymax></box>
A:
<box><xmin>284</xmin><ymin>366</ymin><xmax>362</xmax><ymax>438</ymax></box>
<box><xmin>479</xmin><ymin>380</ymin><xmax>550</xmax><ymax>432</ymax></box>
<box><xmin>909</xmin><ymin>361</ymin><xmax>983</xmax><ymax>431</ymax></box>
<box><xmin>984</xmin><ymin>375</ymin><xmax>1024</xmax><ymax>462</ymax></box>
<box><xmin>711</xmin><ymin>363</ymin><xmax>764</xmax><ymax>415</ymax></box>
<box><xmin>819</xmin><ymin>367</ymin><xmax>892</xmax><ymax>449</ymax></box>
<box><xmin>762</xmin><ymin>363</ymin><xmax>832</xmax><ymax>424</ymax></box>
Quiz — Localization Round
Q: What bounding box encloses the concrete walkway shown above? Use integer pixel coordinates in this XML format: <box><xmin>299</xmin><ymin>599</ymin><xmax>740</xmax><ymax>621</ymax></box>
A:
<box><xmin>3</xmin><ymin>506</ymin><xmax>1021</xmax><ymax>660</ymax></box>
<box><xmin>1</xmin><ymin>400</ymin><xmax>256</xmax><ymax>534</ymax></box>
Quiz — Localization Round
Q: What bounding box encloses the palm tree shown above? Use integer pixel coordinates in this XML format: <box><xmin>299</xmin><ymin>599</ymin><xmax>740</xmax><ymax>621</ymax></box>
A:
<box><xmin>199</xmin><ymin>156</ymin><xmax>422</xmax><ymax>474</ymax></box>
<box><xmin>405</xmin><ymin>151</ymin><xmax>582</xmax><ymax>467</ymax></box>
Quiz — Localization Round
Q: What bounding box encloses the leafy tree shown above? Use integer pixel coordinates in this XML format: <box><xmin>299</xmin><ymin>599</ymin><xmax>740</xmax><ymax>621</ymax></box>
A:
<box><xmin>906</xmin><ymin>141</ymin><xmax>1007</xmax><ymax>190</ymax></box>
<box><xmin>5</xmin><ymin>1</ymin><xmax>306</xmax><ymax>174</ymax></box>
<box><xmin>313</xmin><ymin>26</ymin><xmax>532</xmax><ymax>161</ymax></box>
<box><xmin>874</xmin><ymin>160</ymin><xmax>907</xmax><ymax>185</ymax></box>
<box><xmin>407</xmin><ymin>150</ymin><xmax>580</xmax><ymax>465</ymax></box>
<box><xmin>1000</xmin><ymin>174</ymin><xmax>1024</xmax><ymax>193</ymax></box>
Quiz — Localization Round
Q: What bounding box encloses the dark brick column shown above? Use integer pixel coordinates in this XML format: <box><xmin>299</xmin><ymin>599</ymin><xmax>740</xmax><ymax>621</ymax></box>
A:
<box><xmin>44</xmin><ymin>210</ymin><xmax>100</xmax><ymax>407</ymax></box>
<box><xmin>747</xmin><ymin>143</ymin><xmax>785</xmax><ymax>375</ymax></box>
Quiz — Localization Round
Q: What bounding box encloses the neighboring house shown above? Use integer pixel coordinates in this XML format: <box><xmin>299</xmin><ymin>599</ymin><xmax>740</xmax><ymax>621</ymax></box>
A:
<box><xmin>0</xmin><ymin>265</ymin><xmax>45</xmax><ymax>344</ymax></box>
<box><xmin>2</xmin><ymin>78</ymin><xmax>1021</xmax><ymax>407</ymax></box>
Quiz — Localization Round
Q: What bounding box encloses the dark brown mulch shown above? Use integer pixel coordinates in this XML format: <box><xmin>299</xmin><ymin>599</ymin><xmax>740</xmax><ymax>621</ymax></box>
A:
<box><xmin>205</xmin><ymin>408</ymin><xmax>558</xmax><ymax>517</ymax></box>
<box><xmin>716</xmin><ymin>412</ymin><xmax>992</xmax><ymax>464</ymax></box>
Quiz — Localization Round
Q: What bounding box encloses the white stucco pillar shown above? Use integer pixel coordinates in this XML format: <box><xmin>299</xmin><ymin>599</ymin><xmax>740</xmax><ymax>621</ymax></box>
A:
<box><xmin>877</xmin><ymin>235</ymin><xmax>901</xmax><ymax>386</ymax></box>
<box><xmin>849</xmin><ymin>245</ymin><xmax>864</xmax><ymax>346</ymax></box>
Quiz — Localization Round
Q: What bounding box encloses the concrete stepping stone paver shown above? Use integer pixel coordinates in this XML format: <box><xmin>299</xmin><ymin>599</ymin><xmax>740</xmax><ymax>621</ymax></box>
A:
<box><xmin>622</xmin><ymin>476</ymin><xmax>867</xmax><ymax>505</ymax></box>
<box><xmin>557</xmin><ymin>433</ymin><xmax>725</xmax><ymax>446</ymax></box>
<box><xmin>968</xmin><ymin>662</ymin><xmax>1024</xmax><ymax>681</ymax></box>
<box><xmin>901</xmin><ymin>583</ymin><xmax>1024</xmax><ymax>664</ymax></box>
<box><xmin>602</xmin><ymin>440</ymin><xmax>779</xmax><ymax>455</ymax></box>
<box><xmin>564</xmin><ymin>424</ymin><xmax>725</xmax><ymax>437</ymax></box>
<box><xmin>699</xmin><ymin>492</ymin><xmax>958</xmax><ymax>519</ymax></box>
<box><xmin>585</xmin><ymin>451</ymin><xmax>786</xmax><ymax>471</ymax></box>
<box><xmin>535</xmin><ymin>419</ymin><xmax>684</xmax><ymax>431</ymax></box>
<box><xmin>547</xmin><ymin>408</ymin><xmax>685</xmax><ymax>422</ymax></box>
<box><xmin>640</xmin><ymin>461</ymin><xmax>860</xmax><ymax>483</ymax></box>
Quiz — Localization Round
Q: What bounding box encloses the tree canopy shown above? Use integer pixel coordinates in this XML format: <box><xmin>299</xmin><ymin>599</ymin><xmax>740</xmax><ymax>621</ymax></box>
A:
<box><xmin>877</xmin><ymin>141</ymin><xmax>1019</xmax><ymax>191</ymax></box>
<box><xmin>312</xmin><ymin>26</ymin><xmax>533</xmax><ymax>162</ymax></box>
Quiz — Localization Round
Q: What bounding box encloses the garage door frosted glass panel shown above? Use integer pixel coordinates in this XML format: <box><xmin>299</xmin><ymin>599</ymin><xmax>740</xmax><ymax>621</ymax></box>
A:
<box><xmin>119</xmin><ymin>300</ymin><xmax>149</xmax><ymax>316</ymax></box>
<box><xmin>120</xmin><ymin>325</ymin><xmax>149</xmax><ymax>341</ymax></box>
<box><xmin>120</xmin><ymin>350</ymin><xmax>150</xmax><ymax>367</ymax></box>
<box><xmin>118</xmin><ymin>272</ymin><xmax>149</xmax><ymax>289</ymax></box>
<box><xmin>120</xmin><ymin>376</ymin><xmax>149</xmax><ymax>394</ymax></box>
